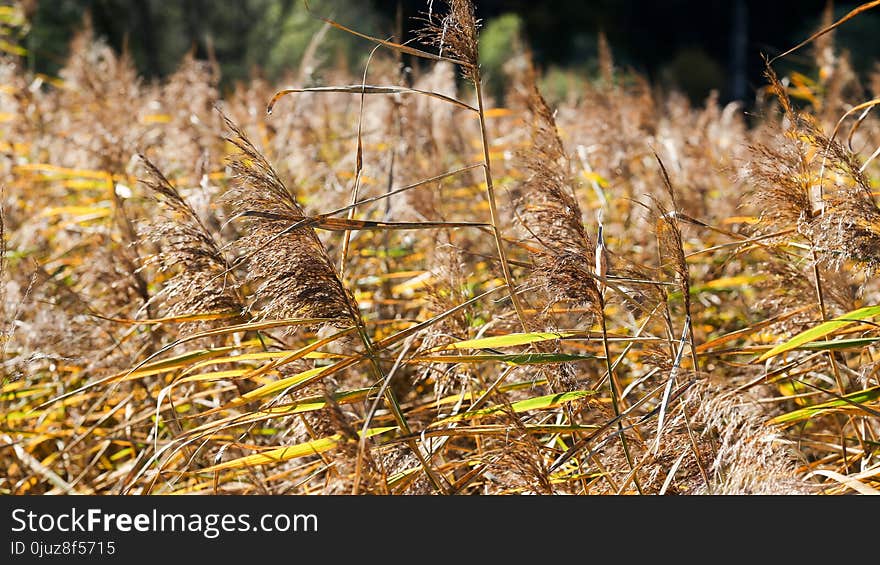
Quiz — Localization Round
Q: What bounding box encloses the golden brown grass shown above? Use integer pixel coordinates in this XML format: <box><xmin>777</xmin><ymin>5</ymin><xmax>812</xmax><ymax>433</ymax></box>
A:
<box><xmin>1</xmin><ymin>0</ymin><xmax>879</xmax><ymax>495</ymax></box>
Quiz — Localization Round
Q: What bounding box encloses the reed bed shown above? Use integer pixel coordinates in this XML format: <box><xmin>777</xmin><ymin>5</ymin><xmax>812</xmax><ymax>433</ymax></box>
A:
<box><xmin>1</xmin><ymin>1</ymin><xmax>879</xmax><ymax>495</ymax></box>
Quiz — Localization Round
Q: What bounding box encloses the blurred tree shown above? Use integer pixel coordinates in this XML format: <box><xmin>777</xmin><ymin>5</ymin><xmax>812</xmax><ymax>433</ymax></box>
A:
<box><xmin>479</xmin><ymin>12</ymin><xmax>522</xmax><ymax>103</ymax></box>
<box><xmin>23</xmin><ymin>0</ymin><xmax>85</xmax><ymax>73</ymax></box>
<box><xmin>660</xmin><ymin>47</ymin><xmax>726</xmax><ymax>102</ymax></box>
<box><xmin>14</xmin><ymin>0</ymin><xmax>880</xmax><ymax>104</ymax></box>
<box><xmin>729</xmin><ymin>0</ymin><xmax>747</xmax><ymax>102</ymax></box>
<box><xmin>22</xmin><ymin>0</ymin><xmax>383</xmax><ymax>88</ymax></box>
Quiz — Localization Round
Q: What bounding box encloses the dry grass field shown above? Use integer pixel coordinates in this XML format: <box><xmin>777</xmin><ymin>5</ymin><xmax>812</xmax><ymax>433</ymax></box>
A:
<box><xmin>2</xmin><ymin>0</ymin><xmax>879</xmax><ymax>495</ymax></box>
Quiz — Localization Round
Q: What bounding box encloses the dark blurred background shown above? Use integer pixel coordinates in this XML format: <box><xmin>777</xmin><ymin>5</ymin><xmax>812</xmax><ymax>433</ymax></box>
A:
<box><xmin>11</xmin><ymin>0</ymin><xmax>880</xmax><ymax>104</ymax></box>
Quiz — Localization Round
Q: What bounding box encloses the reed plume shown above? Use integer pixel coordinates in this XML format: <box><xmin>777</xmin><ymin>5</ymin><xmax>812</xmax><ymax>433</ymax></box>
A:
<box><xmin>139</xmin><ymin>156</ymin><xmax>243</xmax><ymax>321</ymax></box>
<box><xmin>748</xmin><ymin>65</ymin><xmax>820</xmax><ymax>226</ymax></box>
<box><xmin>515</xmin><ymin>65</ymin><xmax>601</xmax><ymax>312</ymax></box>
<box><xmin>221</xmin><ymin>116</ymin><xmax>357</xmax><ymax>325</ymax></box>
<box><xmin>809</xmin><ymin>126</ymin><xmax>880</xmax><ymax>275</ymax></box>
<box><xmin>416</xmin><ymin>0</ymin><xmax>480</xmax><ymax>81</ymax></box>
<box><xmin>653</xmin><ymin>156</ymin><xmax>692</xmax><ymax>326</ymax></box>
<box><xmin>0</xmin><ymin>189</ymin><xmax>5</xmax><ymax>283</ymax></box>
<box><xmin>695</xmin><ymin>384</ymin><xmax>812</xmax><ymax>494</ymax></box>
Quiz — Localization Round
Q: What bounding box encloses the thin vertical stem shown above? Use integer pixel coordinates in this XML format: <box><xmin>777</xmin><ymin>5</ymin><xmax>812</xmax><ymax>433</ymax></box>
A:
<box><xmin>599</xmin><ymin>295</ymin><xmax>643</xmax><ymax>494</ymax></box>
<box><xmin>810</xmin><ymin>251</ymin><xmax>845</xmax><ymax>393</ymax></box>
<box><xmin>473</xmin><ymin>75</ymin><xmax>528</xmax><ymax>331</ymax></box>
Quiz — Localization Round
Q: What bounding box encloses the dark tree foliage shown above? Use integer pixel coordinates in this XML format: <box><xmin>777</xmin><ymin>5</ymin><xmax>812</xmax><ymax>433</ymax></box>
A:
<box><xmin>17</xmin><ymin>0</ymin><xmax>880</xmax><ymax>103</ymax></box>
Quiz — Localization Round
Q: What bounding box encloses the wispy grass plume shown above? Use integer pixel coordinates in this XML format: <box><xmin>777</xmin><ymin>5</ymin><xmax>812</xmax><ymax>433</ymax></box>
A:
<box><xmin>221</xmin><ymin>117</ymin><xmax>357</xmax><ymax>325</ymax></box>
<box><xmin>139</xmin><ymin>156</ymin><xmax>243</xmax><ymax>321</ymax></box>
<box><xmin>516</xmin><ymin>67</ymin><xmax>601</xmax><ymax>312</ymax></box>
<box><xmin>416</xmin><ymin>0</ymin><xmax>480</xmax><ymax>81</ymax></box>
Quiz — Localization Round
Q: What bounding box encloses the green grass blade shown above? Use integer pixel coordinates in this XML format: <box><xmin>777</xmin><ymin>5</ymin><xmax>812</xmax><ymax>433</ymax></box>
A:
<box><xmin>437</xmin><ymin>390</ymin><xmax>595</xmax><ymax>424</ymax></box>
<box><xmin>797</xmin><ymin>337</ymin><xmax>880</xmax><ymax>351</ymax></box>
<box><xmin>758</xmin><ymin>305</ymin><xmax>880</xmax><ymax>361</ymax></box>
<box><xmin>768</xmin><ymin>386</ymin><xmax>880</xmax><ymax>425</ymax></box>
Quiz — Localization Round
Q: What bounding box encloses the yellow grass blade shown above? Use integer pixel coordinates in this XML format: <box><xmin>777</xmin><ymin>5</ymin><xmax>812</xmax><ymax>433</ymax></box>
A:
<box><xmin>408</xmin><ymin>353</ymin><xmax>595</xmax><ymax>365</ymax></box>
<box><xmin>200</xmin><ymin>427</ymin><xmax>396</xmax><ymax>473</ymax></box>
<box><xmin>770</xmin><ymin>1</ymin><xmax>880</xmax><ymax>64</ymax></box>
<box><xmin>426</xmin><ymin>332</ymin><xmax>576</xmax><ymax>352</ymax></box>
<box><xmin>806</xmin><ymin>470</ymin><xmax>880</xmax><ymax>495</ymax></box>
